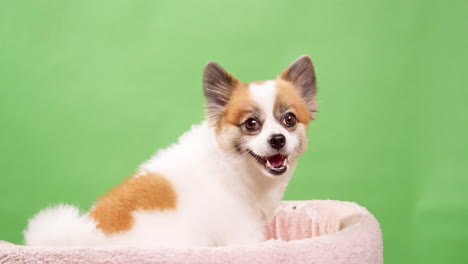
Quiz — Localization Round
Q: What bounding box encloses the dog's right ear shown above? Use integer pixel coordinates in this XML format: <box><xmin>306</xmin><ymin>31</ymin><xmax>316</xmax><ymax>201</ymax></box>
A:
<box><xmin>203</xmin><ymin>62</ymin><xmax>239</xmax><ymax>122</ymax></box>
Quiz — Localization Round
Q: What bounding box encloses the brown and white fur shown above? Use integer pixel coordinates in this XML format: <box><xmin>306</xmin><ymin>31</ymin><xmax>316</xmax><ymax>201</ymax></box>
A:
<box><xmin>24</xmin><ymin>55</ymin><xmax>318</xmax><ymax>247</ymax></box>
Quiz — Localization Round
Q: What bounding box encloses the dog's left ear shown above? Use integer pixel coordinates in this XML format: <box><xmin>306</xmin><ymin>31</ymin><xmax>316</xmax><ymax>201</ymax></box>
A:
<box><xmin>279</xmin><ymin>55</ymin><xmax>317</xmax><ymax>113</ymax></box>
<box><xmin>203</xmin><ymin>61</ymin><xmax>239</xmax><ymax>122</ymax></box>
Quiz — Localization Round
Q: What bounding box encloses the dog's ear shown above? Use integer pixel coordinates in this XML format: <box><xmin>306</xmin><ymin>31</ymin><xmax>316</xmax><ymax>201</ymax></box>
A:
<box><xmin>203</xmin><ymin>62</ymin><xmax>239</xmax><ymax>121</ymax></box>
<box><xmin>278</xmin><ymin>55</ymin><xmax>317</xmax><ymax>112</ymax></box>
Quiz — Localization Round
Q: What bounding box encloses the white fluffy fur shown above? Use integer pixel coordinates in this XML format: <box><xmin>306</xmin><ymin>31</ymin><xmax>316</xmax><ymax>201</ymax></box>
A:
<box><xmin>24</xmin><ymin>81</ymin><xmax>305</xmax><ymax>247</ymax></box>
<box><xmin>24</xmin><ymin>204</ymin><xmax>106</xmax><ymax>246</ymax></box>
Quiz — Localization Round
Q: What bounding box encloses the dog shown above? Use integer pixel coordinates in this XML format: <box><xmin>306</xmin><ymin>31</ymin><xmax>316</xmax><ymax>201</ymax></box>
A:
<box><xmin>24</xmin><ymin>55</ymin><xmax>317</xmax><ymax>247</ymax></box>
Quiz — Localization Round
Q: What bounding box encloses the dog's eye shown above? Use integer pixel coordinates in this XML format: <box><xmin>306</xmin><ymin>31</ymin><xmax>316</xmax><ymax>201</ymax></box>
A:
<box><xmin>244</xmin><ymin>118</ymin><xmax>261</xmax><ymax>131</ymax></box>
<box><xmin>282</xmin><ymin>113</ymin><xmax>297</xmax><ymax>127</ymax></box>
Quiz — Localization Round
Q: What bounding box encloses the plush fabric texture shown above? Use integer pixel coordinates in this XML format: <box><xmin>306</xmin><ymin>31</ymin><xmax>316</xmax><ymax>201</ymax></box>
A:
<box><xmin>0</xmin><ymin>200</ymin><xmax>383</xmax><ymax>264</ymax></box>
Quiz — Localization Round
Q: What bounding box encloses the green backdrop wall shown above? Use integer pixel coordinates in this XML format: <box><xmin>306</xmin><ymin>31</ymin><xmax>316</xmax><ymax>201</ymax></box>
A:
<box><xmin>1</xmin><ymin>0</ymin><xmax>467</xmax><ymax>263</ymax></box>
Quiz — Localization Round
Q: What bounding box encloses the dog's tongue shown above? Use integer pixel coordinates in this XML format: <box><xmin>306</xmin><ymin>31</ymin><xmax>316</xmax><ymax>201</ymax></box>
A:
<box><xmin>268</xmin><ymin>154</ymin><xmax>285</xmax><ymax>168</ymax></box>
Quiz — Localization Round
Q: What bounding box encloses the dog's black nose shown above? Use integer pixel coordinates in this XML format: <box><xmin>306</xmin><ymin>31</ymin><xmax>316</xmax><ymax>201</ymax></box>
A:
<box><xmin>269</xmin><ymin>134</ymin><xmax>286</xmax><ymax>150</ymax></box>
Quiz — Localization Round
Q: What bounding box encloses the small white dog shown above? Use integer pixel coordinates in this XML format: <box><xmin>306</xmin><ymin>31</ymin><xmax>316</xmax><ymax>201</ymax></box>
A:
<box><xmin>24</xmin><ymin>55</ymin><xmax>318</xmax><ymax>247</ymax></box>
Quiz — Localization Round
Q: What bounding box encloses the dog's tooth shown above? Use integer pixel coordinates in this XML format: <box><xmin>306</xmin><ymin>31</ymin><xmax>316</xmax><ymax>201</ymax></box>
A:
<box><xmin>282</xmin><ymin>158</ymin><xmax>289</xmax><ymax>166</ymax></box>
<box><xmin>266</xmin><ymin>160</ymin><xmax>272</xmax><ymax>168</ymax></box>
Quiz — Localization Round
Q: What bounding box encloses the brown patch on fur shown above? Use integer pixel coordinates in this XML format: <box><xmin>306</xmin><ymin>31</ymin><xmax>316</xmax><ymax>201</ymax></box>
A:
<box><xmin>89</xmin><ymin>171</ymin><xmax>177</xmax><ymax>235</ymax></box>
<box><xmin>218</xmin><ymin>82</ymin><xmax>259</xmax><ymax>127</ymax></box>
<box><xmin>250</xmin><ymin>80</ymin><xmax>266</xmax><ymax>85</ymax></box>
<box><xmin>274</xmin><ymin>79</ymin><xmax>311</xmax><ymax>124</ymax></box>
<box><xmin>214</xmin><ymin>82</ymin><xmax>261</xmax><ymax>152</ymax></box>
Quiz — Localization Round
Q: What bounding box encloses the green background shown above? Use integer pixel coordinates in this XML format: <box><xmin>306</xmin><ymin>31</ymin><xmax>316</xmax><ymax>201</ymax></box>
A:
<box><xmin>1</xmin><ymin>0</ymin><xmax>467</xmax><ymax>263</ymax></box>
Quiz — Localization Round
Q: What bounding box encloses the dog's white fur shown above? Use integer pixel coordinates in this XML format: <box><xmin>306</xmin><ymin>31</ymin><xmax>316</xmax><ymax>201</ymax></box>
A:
<box><xmin>24</xmin><ymin>57</ymin><xmax>315</xmax><ymax>247</ymax></box>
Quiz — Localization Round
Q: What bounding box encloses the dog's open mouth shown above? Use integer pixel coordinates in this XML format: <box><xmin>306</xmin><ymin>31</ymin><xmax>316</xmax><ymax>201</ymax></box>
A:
<box><xmin>248</xmin><ymin>151</ymin><xmax>288</xmax><ymax>176</ymax></box>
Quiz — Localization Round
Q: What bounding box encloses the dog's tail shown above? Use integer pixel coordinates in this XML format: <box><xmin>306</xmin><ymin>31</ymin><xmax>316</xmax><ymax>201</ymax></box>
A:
<box><xmin>24</xmin><ymin>204</ymin><xmax>106</xmax><ymax>246</ymax></box>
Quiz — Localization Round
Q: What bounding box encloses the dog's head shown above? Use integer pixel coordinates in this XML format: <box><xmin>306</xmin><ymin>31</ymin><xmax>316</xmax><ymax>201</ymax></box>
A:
<box><xmin>203</xmin><ymin>55</ymin><xmax>317</xmax><ymax>178</ymax></box>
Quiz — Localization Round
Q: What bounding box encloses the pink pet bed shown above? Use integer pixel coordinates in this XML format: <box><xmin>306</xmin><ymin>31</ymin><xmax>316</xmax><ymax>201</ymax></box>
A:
<box><xmin>0</xmin><ymin>200</ymin><xmax>383</xmax><ymax>264</ymax></box>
